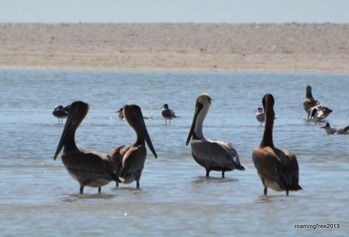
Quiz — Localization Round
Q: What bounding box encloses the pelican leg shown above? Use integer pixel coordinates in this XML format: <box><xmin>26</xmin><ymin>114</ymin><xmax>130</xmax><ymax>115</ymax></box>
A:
<box><xmin>98</xmin><ymin>187</ymin><xmax>101</xmax><ymax>194</ymax></box>
<box><xmin>116</xmin><ymin>181</ymin><xmax>119</xmax><ymax>187</ymax></box>
<box><xmin>206</xmin><ymin>169</ymin><xmax>210</xmax><ymax>177</ymax></box>
<box><xmin>286</xmin><ymin>190</ymin><xmax>289</xmax><ymax>196</ymax></box>
<box><xmin>136</xmin><ymin>181</ymin><xmax>140</xmax><ymax>189</ymax></box>
<box><xmin>222</xmin><ymin>171</ymin><xmax>225</xmax><ymax>178</ymax></box>
<box><xmin>80</xmin><ymin>186</ymin><xmax>84</xmax><ymax>194</ymax></box>
<box><xmin>263</xmin><ymin>187</ymin><xmax>268</xmax><ymax>195</ymax></box>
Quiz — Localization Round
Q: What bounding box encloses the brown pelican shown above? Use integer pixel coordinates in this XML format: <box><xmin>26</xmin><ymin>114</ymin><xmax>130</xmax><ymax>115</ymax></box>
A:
<box><xmin>111</xmin><ymin>104</ymin><xmax>157</xmax><ymax>188</ymax></box>
<box><xmin>53</xmin><ymin>101</ymin><xmax>118</xmax><ymax>194</ymax></box>
<box><xmin>161</xmin><ymin>104</ymin><xmax>177</xmax><ymax>124</ymax></box>
<box><xmin>186</xmin><ymin>93</ymin><xmax>245</xmax><ymax>178</ymax></box>
<box><xmin>303</xmin><ymin>85</ymin><xmax>320</xmax><ymax>116</ymax></box>
<box><xmin>52</xmin><ymin>105</ymin><xmax>70</xmax><ymax>124</ymax></box>
<box><xmin>320</xmin><ymin>122</ymin><xmax>349</xmax><ymax>135</ymax></box>
<box><xmin>252</xmin><ymin>94</ymin><xmax>302</xmax><ymax>196</ymax></box>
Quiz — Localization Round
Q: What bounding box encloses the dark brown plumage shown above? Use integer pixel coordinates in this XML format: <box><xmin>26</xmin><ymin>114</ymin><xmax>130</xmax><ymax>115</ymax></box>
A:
<box><xmin>53</xmin><ymin>101</ymin><xmax>118</xmax><ymax>194</ymax></box>
<box><xmin>111</xmin><ymin>104</ymin><xmax>157</xmax><ymax>188</ymax></box>
<box><xmin>252</xmin><ymin>94</ymin><xmax>302</xmax><ymax>196</ymax></box>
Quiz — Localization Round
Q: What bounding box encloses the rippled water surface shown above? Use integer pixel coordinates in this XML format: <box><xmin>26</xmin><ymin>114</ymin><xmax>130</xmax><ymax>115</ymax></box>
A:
<box><xmin>0</xmin><ymin>70</ymin><xmax>348</xmax><ymax>236</ymax></box>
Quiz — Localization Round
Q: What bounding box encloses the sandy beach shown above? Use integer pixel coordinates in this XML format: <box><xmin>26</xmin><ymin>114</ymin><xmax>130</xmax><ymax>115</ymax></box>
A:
<box><xmin>0</xmin><ymin>23</ymin><xmax>348</xmax><ymax>72</ymax></box>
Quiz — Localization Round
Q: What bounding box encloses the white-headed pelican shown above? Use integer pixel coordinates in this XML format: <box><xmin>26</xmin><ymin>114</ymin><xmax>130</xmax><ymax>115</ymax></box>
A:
<box><xmin>186</xmin><ymin>93</ymin><xmax>245</xmax><ymax>178</ymax></box>
<box><xmin>111</xmin><ymin>104</ymin><xmax>157</xmax><ymax>188</ymax></box>
<box><xmin>53</xmin><ymin>101</ymin><xmax>118</xmax><ymax>194</ymax></box>
<box><xmin>252</xmin><ymin>94</ymin><xmax>302</xmax><ymax>196</ymax></box>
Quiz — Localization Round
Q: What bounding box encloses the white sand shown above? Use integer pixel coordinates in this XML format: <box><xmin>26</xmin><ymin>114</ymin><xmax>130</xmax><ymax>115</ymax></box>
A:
<box><xmin>0</xmin><ymin>23</ymin><xmax>348</xmax><ymax>72</ymax></box>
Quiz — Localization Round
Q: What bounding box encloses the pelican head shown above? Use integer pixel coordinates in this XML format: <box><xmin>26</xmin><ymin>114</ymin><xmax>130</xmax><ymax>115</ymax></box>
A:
<box><xmin>53</xmin><ymin>101</ymin><xmax>88</xmax><ymax>160</ymax></box>
<box><xmin>186</xmin><ymin>93</ymin><xmax>211</xmax><ymax>146</ymax></box>
<box><xmin>124</xmin><ymin>104</ymin><xmax>157</xmax><ymax>158</ymax></box>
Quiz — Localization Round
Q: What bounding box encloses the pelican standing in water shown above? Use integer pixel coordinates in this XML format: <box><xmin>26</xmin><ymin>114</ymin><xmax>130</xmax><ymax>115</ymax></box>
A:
<box><xmin>186</xmin><ymin>93</ymin><xmax>245</xmax><ymax>178</ymax></box>
<box><xmin>53</xmin><ymin>101</ymin><xmax>118</xmax><ymax>194</ymax></box>
<box><xmin>161</xmin><ymin>104</ymin><xmax>177</xmax><ymax>124</ymax></box>
<box><xmin>52</xmin><ymin>105</ymin><xmax>70</xmax><ymax>124</ymax></box>
<box><xmin>111</xmin><ymin>104</ymin><xmax>157</xmax><ymax>188</ymax></box>
<box><xmin>252</xmin><ymin>94</ymin><xmax>302</xmax><ymax>196</ymax></box>
<box><xmin>303</xmin><ymin>85</ymin><xmax>320</xmax><ymax>116</ymax></box>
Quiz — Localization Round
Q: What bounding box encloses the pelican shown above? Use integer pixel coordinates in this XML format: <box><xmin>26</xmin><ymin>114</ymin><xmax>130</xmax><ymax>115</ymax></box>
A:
<box><xmin>116</xmin><ymin>107</ymin><xmax>124</xmax><ymax>119</ymax></box>
<box><xmin>320</xmin><ymin>122</ymin><xmax>349</xmax><ymax>135</ymax></box>
<box><xmin>186</xmin><ymin>93</ymin><xmax>245</xmax><ymax>178</ymax></box>
<box><xmin>111</xmin><ymin>104</ymin><xmax>157</xmax><ymax>188</ymax></box>
<box><xmin>252</xmin><ymin>94</ymin><xmax>302</xmax><ymax>196</ymax></box>
<box><xmin>308</xmin><ymin>104</ymin><xmax>332</xmax><ymax>123</ymax></box>
<box><xmin>161</xmin><ymin>104</ymin><xmax>177</xmax><ymax>124</ymax></box>
<box><xmin>53</xmin><ymin>101</ymin><xmax>118</xmax><ymax>194</ymax></box>
<box><xmin>52</xmin><ymin>105</ymin><xmax>70</xmax><ymax>124</ymax></box>
<box><xmin>303</xmin><ymin>85</ymin><xmax>320</xmax><ymax>116</ymax></box>
<box><xmin>255</xmin><ymin>107</ymin><xmax>264</xmax><ymax>126</ymax></box>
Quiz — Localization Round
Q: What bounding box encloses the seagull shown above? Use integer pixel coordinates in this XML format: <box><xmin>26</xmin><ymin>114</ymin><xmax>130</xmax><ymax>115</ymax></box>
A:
<box><xmin>320</xmin><ymin>122</ymin><xmax>349</xmax><ymax>135</ymax></box>
<box><xmin>161</xmin><ymin>104</ymin><xmax>177</xmax><ymax>124</ymax></box>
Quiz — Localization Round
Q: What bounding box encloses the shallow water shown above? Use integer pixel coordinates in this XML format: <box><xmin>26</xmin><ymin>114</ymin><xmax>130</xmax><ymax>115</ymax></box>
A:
<box><xmin>0</xmin><ymin>70</ymin><xmax>348</xmax><ymax>236</ymax></box>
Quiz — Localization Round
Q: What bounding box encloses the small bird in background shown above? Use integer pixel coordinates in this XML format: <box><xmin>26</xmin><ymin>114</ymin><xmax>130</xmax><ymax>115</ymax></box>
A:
<box><xmin>52</xmin><ymin>105</ymin><xmax>70</xmax><ymax>124</ymax></box>
<box><xmin>116</xmin><ymin>107</ymin><xmax>124</xmax><ymax>120</ymax></box>
<box><xmin>255</xmin><ymin>107</ymin><xmax>265</xmax><ymax>126</ymax></box>
<box><xmin>303</xmin><ymin>85</ymin><xmax>332</xmax><ymax>123</ymax></box>
<box><xmin>161</xmin><ymin>104</ymin><xmax>177</xmax><ymax>124</ymax></box>
<box><xmin>255</xmin><ymin>107</ymin><xmax>276</xmax><ymax>126</ymax></box>
<box><xmin>308</xmin><ymin>105</ymin><xmax>332</xmax><ymax>123</ymax></box>
<box><xmin>320</xmin><ymin>122</ymin><xmax>349</xmax><ymax>135</ymax></box>
<box><xmin>303</xmin><ymin>85</ymin><xmax>320</xmax><ymax>117</ymax></box>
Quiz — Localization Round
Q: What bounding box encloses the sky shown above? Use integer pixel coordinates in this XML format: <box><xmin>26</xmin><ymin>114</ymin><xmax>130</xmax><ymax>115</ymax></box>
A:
<box><xmin>0</xmin><ymin>0</ymin><xmax>348</xmax><ymax>24</ymax></box>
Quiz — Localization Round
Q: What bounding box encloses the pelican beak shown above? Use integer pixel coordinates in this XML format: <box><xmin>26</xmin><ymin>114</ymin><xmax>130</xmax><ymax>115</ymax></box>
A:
<box><xmin>186</xmin><ymin>101</ymin><xmax>203</xmax><ymax>146</ymax></box>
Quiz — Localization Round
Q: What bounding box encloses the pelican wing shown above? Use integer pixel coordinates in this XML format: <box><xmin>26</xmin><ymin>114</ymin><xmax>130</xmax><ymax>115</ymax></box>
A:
<box><xmin>280</xmin><ymin>149</ymin><xmax>302</xmax><ymax>190</ymax></box>
<box><xmin>252</xmin><ymin>147</ymin><xmax>287</xmax><ymax>187</ymax></box>
<box><xmin>61</xmin><ymin>149</ymin><xmax>118</xmax><ymax>181</ymax></box>
<box><xmin>119</xmin><ymin>145</ymin><xmax>147</xmax><ymax>181</ymax></box>
<box><xmin>191</xmin><ymin>139</ymin><xmax>242</xmax><ymax>170</ymax></box>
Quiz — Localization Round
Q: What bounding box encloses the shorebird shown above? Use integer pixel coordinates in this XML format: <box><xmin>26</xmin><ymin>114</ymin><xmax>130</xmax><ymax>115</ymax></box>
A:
<box><xmin>320</xmin><ymin>122</ymin><xmax>349</xmax><ymax>135</ymax></box>
<box><xmin>303</xmin><ymin>85</ymin><xmax>320</xmax><ymax>117</ymax></box>
<box><xmin>308</xmin><ymin>104</ymin><xmax>332</xmax><ymax>123</ymax></box>
<box><xmin>116</xmin><ymin>107</ymin><xmax>124</xmax><ymax>119</ymax></box>
<box><xmin>252</xmin><ymin>94</ymin><xmax>302</xmax><ymax>196</ymax></box>
<box><xmin>52</xmin><ymin>105</ymin><xmax>70</xmax><ymax>124</ymax></box>
<box><xmin>53</xmin><ymin>101</ymin><xmax>118</xmax><ymax>194</ymax></box>
<box><xmin>186</xmin><ymin>93</ymin><xmax>245</xmax><ymax>178</ymax></box>
<box><xmin>161</xmin><ymin>104</ymin><xmax>177</xmax><ymax>124</ymax></box>
<box><xmin>111</xmin><ymin>104</ymin><xmax>157</xmax><ymax>188</ymax></box>
<box><xmin>255</xmin><ymin>107</ymin><xmax>265</xmax><ymax>126</ymax></box>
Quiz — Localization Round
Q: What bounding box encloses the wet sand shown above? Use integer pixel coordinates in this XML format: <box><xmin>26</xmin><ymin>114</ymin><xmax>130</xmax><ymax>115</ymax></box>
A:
<box><xmin>0</xmin><ymin>23</ymin><xmax>348</xmax><ymax>72</ymax></box>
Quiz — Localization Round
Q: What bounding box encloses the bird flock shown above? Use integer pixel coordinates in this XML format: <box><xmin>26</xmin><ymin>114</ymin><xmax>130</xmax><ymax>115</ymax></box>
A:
<box><xmin>52</xmin><ymin>85</ymin><xmax>346</xmax><ymax>196</ymax></box>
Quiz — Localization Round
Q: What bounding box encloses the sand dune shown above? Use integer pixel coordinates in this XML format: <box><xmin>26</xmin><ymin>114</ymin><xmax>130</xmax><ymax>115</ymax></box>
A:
<box><xmin>0</xmin><ymin>23</ymin><xmax>348</xmax><ymax>72</ymax></box>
